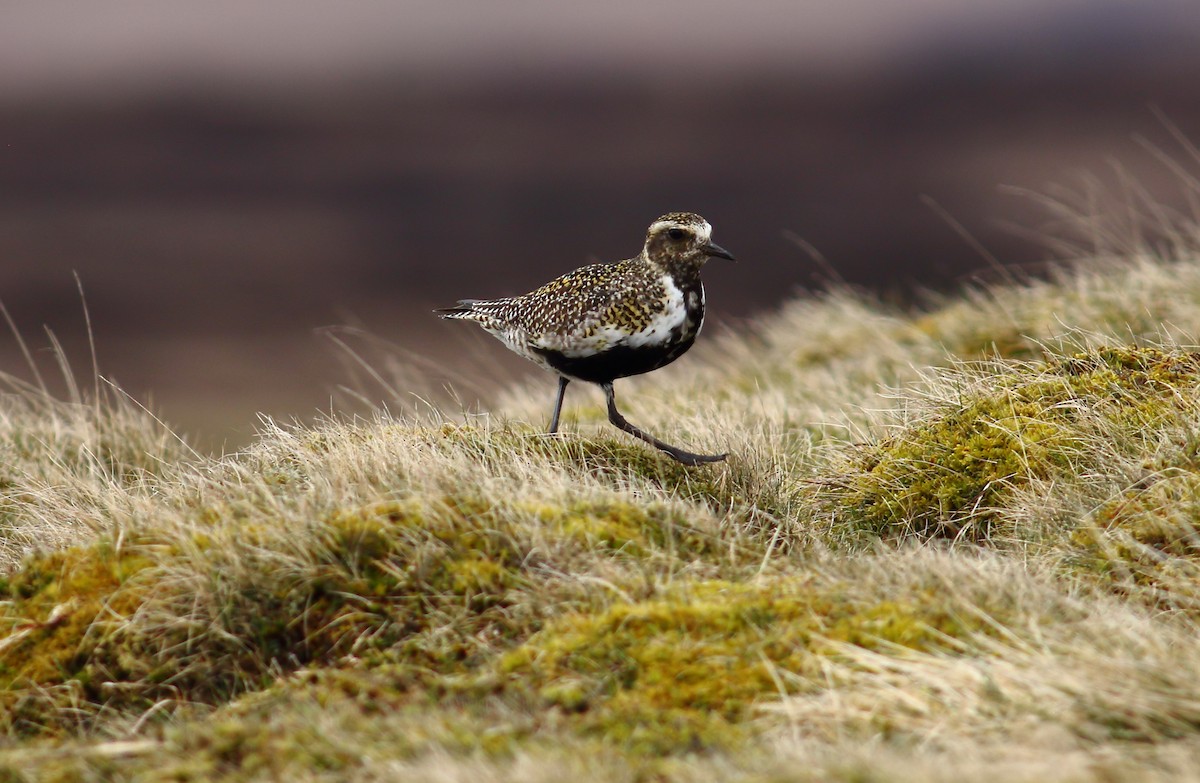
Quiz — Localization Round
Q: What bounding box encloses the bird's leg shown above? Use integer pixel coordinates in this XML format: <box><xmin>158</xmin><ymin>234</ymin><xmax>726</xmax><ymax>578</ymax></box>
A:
<box><xmin>601</xmin><ymin>382</ymin><xmax>726</xmax><ymax>466</ymax></box>
<box><xmin>548</xmin><ymin>376</ymin><xmax>570</xmax><ymax>434</ymax></box>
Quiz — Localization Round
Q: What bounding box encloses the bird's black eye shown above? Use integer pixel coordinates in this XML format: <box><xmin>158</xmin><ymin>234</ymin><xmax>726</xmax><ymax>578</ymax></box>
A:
<box><xmin>667</xmin><ymin>228</ymin><xmax>688</xmax><ymax>241</ymax></box>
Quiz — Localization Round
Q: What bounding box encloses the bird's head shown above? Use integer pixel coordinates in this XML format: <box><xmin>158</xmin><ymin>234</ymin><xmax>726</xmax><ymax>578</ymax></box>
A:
<box><xmin>642</xmin><ymin>212</ymin><xmax>735</xmax><ymax>272</ymax></box>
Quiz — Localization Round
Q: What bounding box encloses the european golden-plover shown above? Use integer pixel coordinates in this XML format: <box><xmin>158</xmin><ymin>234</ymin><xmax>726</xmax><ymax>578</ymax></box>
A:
<box><xmin>435</xmin><ymin>211</ymin><xmax>734</xmax><ymax>465</ymax></box>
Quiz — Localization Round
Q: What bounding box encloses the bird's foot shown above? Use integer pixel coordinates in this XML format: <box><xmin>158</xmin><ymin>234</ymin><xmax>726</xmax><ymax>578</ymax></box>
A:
<box><xmin>659</xmin><ymin>446</ymin><xmax>728</xmax><ymax>466</ymax></box>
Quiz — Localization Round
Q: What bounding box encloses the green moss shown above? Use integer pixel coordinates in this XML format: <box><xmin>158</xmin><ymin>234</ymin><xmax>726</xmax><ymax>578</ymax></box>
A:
<box><xmin>526</xmin><ymin>498</ymin><xmax>720</xmax><ymax>561</ymax></box>
<box><xmin>842</xmin><ymin>394</ymin><xmax>1071</xmax><ymax>538</ymax></box>
<box><xmin>322</xmin><ymin>497</ymin><xmax>526</xmax><ymax>594</ymax></box>
<box><xmin>0</xmin><ymin>493</ymin><xmax>728</xmax><ymax>737</ymax></box>
<box><xmin>0</xmin><ymin>541</ymin><xmax>156</xmax><ymax>732</ymax></box>
<box><xmin>1068</xmin><ymin>473</ymin><xmax>1200</xmax><ymax>608</ymax></box>
<box><xmin>833</xmin><ymin>346</ymin><xmax>1200</xmax><ymax>540</ymax></box>
<box><xmin>138</xmin><ymin>665</ymin><xmax>540</xmax><ymax>779</ymax></box>
<box><xmin>168</xmin><ymin>714</ymin><xmax>362</xmax><ymax>779</ymax></box>
<box><xmin>207</xmin><ymin>497</ymin><xmax>536</xmax><ymax>681</ymax></box>
<box><xmin>500</xmin><ymin>579</ymin><xmax>988</xmax><ymax>755</ymax></box>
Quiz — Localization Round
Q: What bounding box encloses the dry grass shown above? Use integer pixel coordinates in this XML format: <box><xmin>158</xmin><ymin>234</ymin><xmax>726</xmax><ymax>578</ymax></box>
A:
<box><xmin>5</xmin><ymin>223</ymin><xmax>1200</xmax><ymax>780</ymax></box>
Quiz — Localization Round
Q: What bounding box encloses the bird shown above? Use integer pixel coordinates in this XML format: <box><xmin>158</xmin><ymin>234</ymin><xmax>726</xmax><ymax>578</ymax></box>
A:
<box><xmin>434</xmin><ymin>211</ymin><xmax>734</xmax><ymax>466</ymax></box>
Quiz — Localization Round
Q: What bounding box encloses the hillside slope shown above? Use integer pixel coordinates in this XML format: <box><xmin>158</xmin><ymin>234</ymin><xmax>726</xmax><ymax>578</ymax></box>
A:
<box><xmin>3</xmin><ymin>246</ymin><xmax>1200</xmax><ymax>781</ymax></box>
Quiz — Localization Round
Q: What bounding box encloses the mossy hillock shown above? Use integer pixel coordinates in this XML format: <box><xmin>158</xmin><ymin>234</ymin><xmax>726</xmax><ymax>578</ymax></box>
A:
<box><xmin>499</xmin><ymin>572</ymin><xmax>1001</xmax><ymax>755</ymax></box>
<box><xmin>7</xmin><ymin>245</ymin><xmax>1200</xmax><ymax>779</ymax></box>
<box><xmin>826</xmin><ymin>346</ymin><xmax>1200</xmax><ymax>541</ymax></box>
<box><xmin>0</xmin><ymin>540</ymin><xmax>155</xmax><ymax>733</ymax></box>
<box><xmin>0</xmin><ymin>491</ymin><xmax>744</xmax><ymax>736</ymax></box>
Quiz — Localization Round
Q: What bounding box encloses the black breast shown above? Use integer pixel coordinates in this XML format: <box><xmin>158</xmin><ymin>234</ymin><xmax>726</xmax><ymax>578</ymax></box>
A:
<box><xmin>534</xmin><ymin>276</ymin><xmax>705</xmax><ymax>384</ymax></box>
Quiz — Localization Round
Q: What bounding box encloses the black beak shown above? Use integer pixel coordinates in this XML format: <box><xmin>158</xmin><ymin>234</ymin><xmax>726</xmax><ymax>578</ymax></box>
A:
<box><xmin>702</xmin><ymin>241</ymin><xmax>736</xmax><ymax>262</ymax></box>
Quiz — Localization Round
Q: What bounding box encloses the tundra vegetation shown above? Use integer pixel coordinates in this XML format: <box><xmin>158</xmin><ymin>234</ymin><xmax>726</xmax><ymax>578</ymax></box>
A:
<box><xmin>3</xmin><ymin>218</ymin><xmax>1200</xmax><ymax>781</ymax></box>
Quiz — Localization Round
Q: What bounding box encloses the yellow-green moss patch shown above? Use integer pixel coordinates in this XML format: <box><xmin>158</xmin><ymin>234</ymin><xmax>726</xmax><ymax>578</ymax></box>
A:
<box><xmin>0</xmin><ymin>493</ymin><xmax>737</xmax><ymax>736</ymax></box>
<box><xmin>500</xmin><ymin>578</ymin><xmax>989</xmax><ymax>754</ymax></box>
<box><xmin>527</xmin><ymin>498</ymin><xmax>721</xmax><ymax>560</ymax></box>
<box><xmin>1069</xmin><ymin>472</ymin><xmax>1200</xmax><ymax>610</ymax></box>
<box><xmin>830</xmin><ymin>346</ymin><xmax>1200</xmax><ymax>540</ymax></box>
<box><xmin>0</xmin><ymin>540</ymin><xmax>157</xmax><ymax>732</ymax></box>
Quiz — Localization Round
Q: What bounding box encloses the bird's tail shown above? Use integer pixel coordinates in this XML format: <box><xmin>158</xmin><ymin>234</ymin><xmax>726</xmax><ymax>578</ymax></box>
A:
<box><xmin>433</xmin><ymin>299</ymin><xmax>482</xmax><ymax>319</ymax></box>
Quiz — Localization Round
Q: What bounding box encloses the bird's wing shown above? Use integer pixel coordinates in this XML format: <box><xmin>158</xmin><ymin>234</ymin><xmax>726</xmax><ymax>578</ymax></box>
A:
<box><xmin>526</xmin><ymin>261</ymin><xmax>658</xmax><ymax>355</ymax></box>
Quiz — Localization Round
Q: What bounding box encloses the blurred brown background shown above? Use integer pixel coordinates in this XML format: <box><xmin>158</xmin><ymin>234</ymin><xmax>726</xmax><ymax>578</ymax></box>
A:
<box><xmin>2</xmin><ymin>1</ymin><xmax>1199</xmax><ymax>450</ymax></box>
